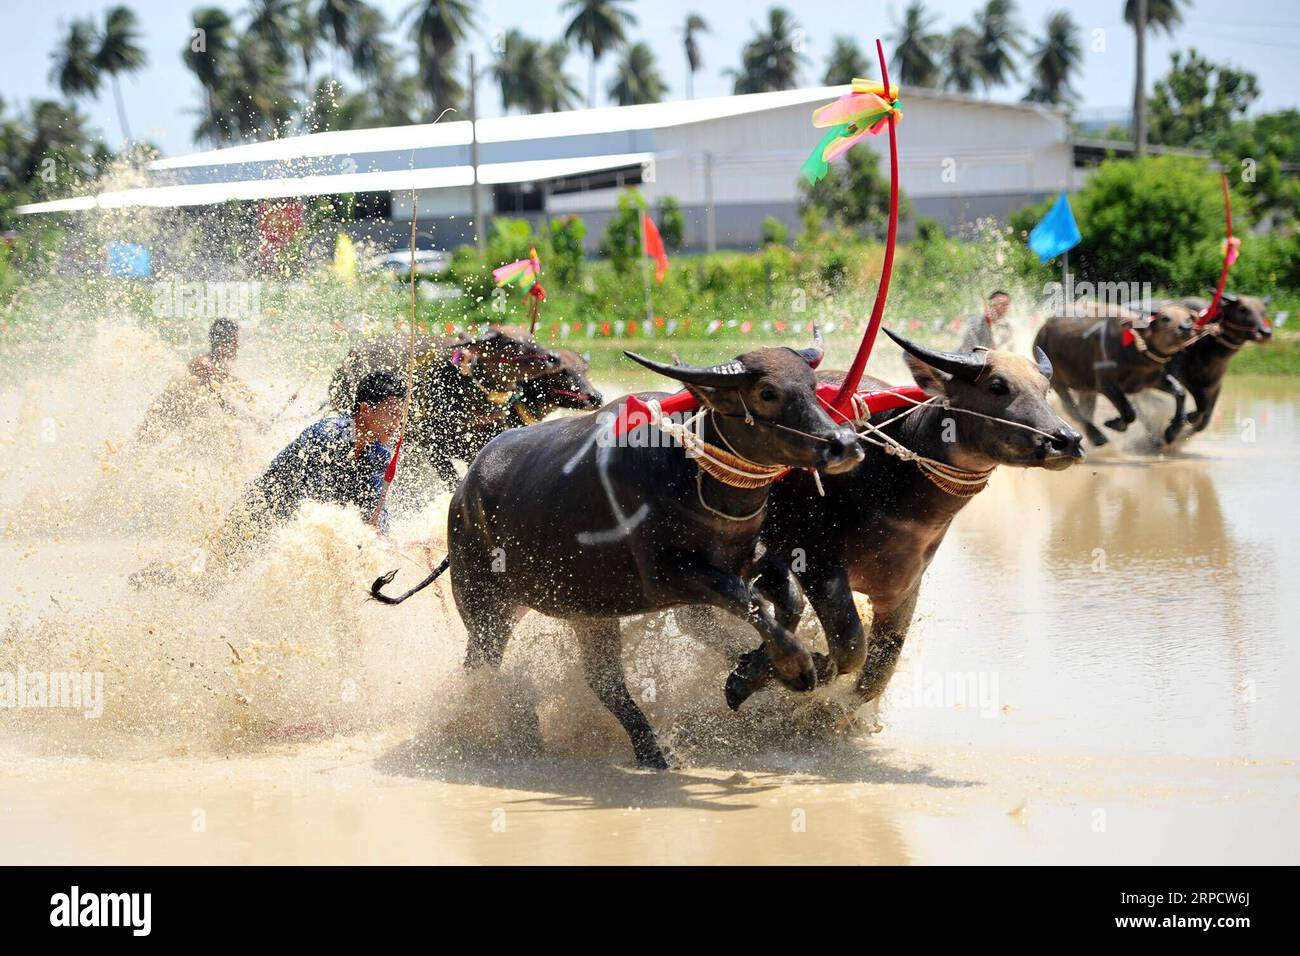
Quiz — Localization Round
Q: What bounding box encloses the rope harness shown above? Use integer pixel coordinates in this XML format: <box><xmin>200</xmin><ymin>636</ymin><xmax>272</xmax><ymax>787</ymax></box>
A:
<box><xmin>849</xmin><ymin>389</ymin><xmax>1063</xmax><ymax>499</ymax></box>
<box><xmin>644</xmin><ymin>379</ymin><xmax>1065</xmax><ymax>504</ymax></box>
<box><xmin>644</xmin><ymin>400</ymin><xmax>786</xmax><ymax>490</ymax></box>
<box><xmin>1125</xmin><ymin>329</ymin><xmax>1177</xmax><ymax>364</ymax></box>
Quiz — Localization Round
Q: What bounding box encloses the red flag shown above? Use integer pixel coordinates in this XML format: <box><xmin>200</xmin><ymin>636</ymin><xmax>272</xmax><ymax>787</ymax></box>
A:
<box><xmin>642</xmin><ymin>213</ymin><xmax>668</xmax><ymax>283</ymax></box>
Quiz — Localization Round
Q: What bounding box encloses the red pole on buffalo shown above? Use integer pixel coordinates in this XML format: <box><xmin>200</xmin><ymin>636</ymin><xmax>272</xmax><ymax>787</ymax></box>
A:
<box><xmin>830</xmin><ymin>38</ymin><xmax>901</xmax><ymax>415</ymax></box>
<box><xmin>1198</xmin><ymin>173</ymin><xmax>1235</xmax><ymax>326</ymax></box>
<box><xmin>613</xmin><ymin>41</ymin><xmax>904</xmax><ymax>437</ymax></box>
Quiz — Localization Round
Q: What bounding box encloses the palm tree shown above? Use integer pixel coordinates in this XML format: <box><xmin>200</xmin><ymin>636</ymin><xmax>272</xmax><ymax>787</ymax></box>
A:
<box><xmin>291</xmin><ymin>0</ymin><xmax>320</xmax><ymax>91</ymax></box>
<box><xmin>406</xmin><ymin>0</ymin><xmax>475</xmax><ymax>114</ymax></box>
<box><xmin>317</xmin><ymin>0</ymin><xmax>365</xmax><ymax>51</ymax></box>
<box><xmin>182</xmin><ymin>7</ymin><xmax>236</xmax><ymax>144</ymax></box>
<box><xmin>974</xmin><ymin>0</ymin><xmax>1025</xmax><ymax>90</ymax></box>
<box><xmin>682</xmin><ymin>13</ymin><xmax>709</xmax><ymax>99</ymax></box>
<box><xmin>1124</xmin><ymin>0</ymin><xmax>1190</xmax><ymax>32</ymax></box>
<box><xmin>50</xmin><ymin>20</ymin><xmax>102</xmax><ymax>104</ymax></box>
<box><xmin>372</xmin><ymin>53</ymin><xmax>422</xmax><ymax>126</ymax></box>
<box><xmin>349</xmin><ymin>4</ymin><xmax>391</xmax><ymax>80</ymax></box>
<box><xmin>1024</xmin><ymin>11</ymin><xmax>1081</xmax><ymax>106</ymax></box>
<box><xmin>823</xmin><ymin>36</ymin><xmax>870</xmax><ymax>85</ymax></box>
<box><xmin>20</xmin><ymin>100</ymin><xmax>96</xmax><ymax>185</ymax></box>
<box><xmin>228</xmin><ymin>33</ymin><xmax>295</xmax><ymax>139</ymax></box>
<box><xmin>95</xmin><ymin>6</ymin><xmax>148</xmax><ymax>142</ymax></box>
<box><xmin>562</xmin><ymin>0</ymin><xmax>637</xmax><ymax>108</ymax></box>
<box><xmin>729</xmin><ymin>8</ymin><xmax>807</xmax><ymax>94</ymax></box>
<box><xmin>608</xmin><ymin>42</ymin><xmax>667</xmax><ymax>106</ymax></box>
<box><xmin>1124</xmin><ymin>0</ymin><xmax>1190</xmax><ymax>148</ymax></box>
<box><xmin>943</xmin><ymin>26</ymin><xmax>983</xmax><ymax>94</ymax></box>
<box><xmin>891</xmin><ymin>1</ymin><xmax>942</xmax><ymax>88</ymax></box>
<box><xmin>541</xmin><ymin>43</ymin><xmax>582</xmax><ymax>112</ymax></box>
<box><xmin>305</xmin><ymin>77</ymin><xmax>369</xmax><ymax>131</ymax></box>
<box><xmin>247</xmin><ymin>0</ymin><xmax>296</xmax><ymax>64</ymax></box>
<box><xmin>493</xmin><ymin>32</ymin><xmax>581</xmax><ymax>114</ymax></box>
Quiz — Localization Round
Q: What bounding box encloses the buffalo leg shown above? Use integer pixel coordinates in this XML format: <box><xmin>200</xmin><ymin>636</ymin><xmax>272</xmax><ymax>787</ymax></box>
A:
<box><xmin>1101</xmin><ymin>384</ymin><xmax>1137</xmax><ymax>433</ymax></box>
<box><xmin>462</xmin><ymin>605</ymin><xmax>520</xmax><ymax>670</ymax></box>
<box><xmin>754</xmin><ymin>552</ymin><xmax>806</xmax><ymax>634</ymax></box>
<box><xmin>1052</xmin><ymin>381</ymin><xmax>1108</xmax><ymax>447</ymax></box>
<box><xmin>805</xmin><ymin>566</ymin><xmax>866</xmax><ymax>675</ymax></box>
<box><xmin>574</xmin><ymin>618</ymin><xmax>671</xmax><ymax>770</ymax></box>
<box><xmin>725</xmin><ymin>563</ymin><xmax>862</xmax><ymax>711</ymax></box>
<box><xmin>855</xmin><ymin>586</ymin><xmax>920</xmax><ymax>703</ymax></box>
<box><xmin>1154</xmin><ymin>373</ymin><xmax>1187</xmax><ymax>443</ymax></box>
<box><xmin>1187</xmin><ymin>382</ymin><xmax>1220</xmax><ymax>433</ymax></box>
<box><xmin>675</xmin><ymin>561</ymin><xmax>816</xmax><ymax>696</ymax></box>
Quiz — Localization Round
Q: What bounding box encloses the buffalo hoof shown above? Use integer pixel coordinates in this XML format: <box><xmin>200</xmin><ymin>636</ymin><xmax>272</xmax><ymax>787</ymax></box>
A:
<box><xmin>812</xmin><ymin>652</ymin><xmax>838</xmax><ymax>684</ymax></box>
<box><xmin>636</xmin><ymin>745</ymin><xmax>674</xmax><ymax>771</ymax></box>
<box><xmin>1085</xmin><ymin>426</ymin><xmax>1108</xmax><ymax>446</ymax></box>
<box><xmin>725</xmin><ymin>648</ymin><xmax>769</xmax><ymax>710</ymax></box>
<box><xmin>1163</xmin><ymin>423</ymin><xmax>1184</xmax><ymax>444</ymax></box>
<box><xmin>1103</xmin><ymin>416</ymin><xmax>1129</xmax><ymax>432</ymax></box>
<box><xmin>775</xmin><ymin>663</ymin><xmax>817</xmax><ymax>694</ymax></box>
<box><xmin>725</xmin><ymin>669</ymin><xmax>759</xmax><ymax>711</ymax></box>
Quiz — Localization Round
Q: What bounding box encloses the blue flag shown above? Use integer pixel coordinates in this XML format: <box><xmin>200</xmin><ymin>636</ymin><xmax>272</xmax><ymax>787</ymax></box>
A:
<box><xmin>1028</xmin><ymin>192</ymin><xmax>1081</xmax><ymax>263</ymax></box>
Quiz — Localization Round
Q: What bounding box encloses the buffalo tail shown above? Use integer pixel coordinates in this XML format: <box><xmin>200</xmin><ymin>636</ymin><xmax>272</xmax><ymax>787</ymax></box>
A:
<box><xmin>370</xmin><ymin>556</ymin><xmax>449</xmax><ymax>605</ymax></box>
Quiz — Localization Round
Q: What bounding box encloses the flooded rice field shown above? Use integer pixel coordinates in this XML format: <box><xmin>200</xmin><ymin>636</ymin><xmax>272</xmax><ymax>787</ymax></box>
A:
<box><xmin>1</xmin><ymin>321</ymin><xmax>1296</xmax><ymax>865</ymax></box>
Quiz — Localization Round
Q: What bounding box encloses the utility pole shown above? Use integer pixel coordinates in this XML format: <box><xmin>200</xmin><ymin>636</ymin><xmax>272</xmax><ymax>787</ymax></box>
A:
<box><xmin>704</xmin><ymin>151</ymin><xmax>716</xmax><ymax>253</ymax></box>
<box><xmin>469</xmin><ymin>53</ymin><xmax>485</xmax><ymax>253</ymax></box>
<box><xmin>1134</xmin><ymin>0</ymin><xmax>1148</xmax><ymax>158</ymax></box>
<box><xmin>638</xmin><ymin>194</ymin><xmax>653</xmax><ymax>329</ymax></box>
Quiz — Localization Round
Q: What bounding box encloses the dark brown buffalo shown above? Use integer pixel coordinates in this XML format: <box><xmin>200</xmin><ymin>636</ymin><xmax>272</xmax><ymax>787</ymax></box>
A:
<box><xmin>720</xmin><ymin>330</ymin><xmax>1085</xmax><ymax>711</ymax></box>
<box><xmin>1169</xmin><ymin>294</ymin><xmax>1272</xmax><ymax>434</ymax></box>
<box><xmin>1034</xmin><ymin>303</ymin><xmax>1196</xmax><ymax>446</ymax></box>
<box><xmin>328</xmin><ymin>328</ymin><xmax>595</xmax><ymax>487</ymax></box>
<box><xmin>372</xmin><ymin>338</ymin><xmax>863</xmax><ymax>768</ymax></box>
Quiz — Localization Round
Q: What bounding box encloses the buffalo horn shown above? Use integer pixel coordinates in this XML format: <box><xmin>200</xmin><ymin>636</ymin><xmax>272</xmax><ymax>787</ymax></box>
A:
<box><xmin>624</xmin><ymin>351</ymin><xmax>756</xmax><ymax>388</ymax></box>
<box><xmin>1034</xmin><ymin>346</ymin><xmax>1053</xmax><ymax>380</ymax></box>
<box><xmin>883</xmin><ymin>327</ymin><xmax>986</xmax><ymax>383</ymax></box>
<box><xmin>791</xmin><ymin>324</ymin><xmax>825</xmax><ymax>367</ymax></box>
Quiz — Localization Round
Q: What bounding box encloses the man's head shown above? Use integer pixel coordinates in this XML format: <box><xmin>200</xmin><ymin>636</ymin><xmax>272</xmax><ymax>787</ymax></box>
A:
<box><xmin>353</xmin><ymin>369</ymin><xmax>407</xmax><ymax>443</ymax></box>
<box><xmin>987</xmin><ymin>290</ymin><xmax>1011</xmax><ymax>321</ymax></box>
<box><xmin>210</xmin><ymin>319</ymin><xmax>239</xmax><ymax>363</ymax></box>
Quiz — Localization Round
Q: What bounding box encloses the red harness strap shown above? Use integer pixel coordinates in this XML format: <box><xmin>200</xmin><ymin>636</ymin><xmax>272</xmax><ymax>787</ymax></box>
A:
<box><xmin>612</xmin><ymin>383</ymin><xmax>930</xmax><ymax>438</ymax></box>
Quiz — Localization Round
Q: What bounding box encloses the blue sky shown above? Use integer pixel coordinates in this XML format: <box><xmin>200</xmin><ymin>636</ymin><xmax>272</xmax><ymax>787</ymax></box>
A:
<box><xmin>2</xmin><ymin>0</ymin><xmax>1297</xmax><ymax>157</ymax></box>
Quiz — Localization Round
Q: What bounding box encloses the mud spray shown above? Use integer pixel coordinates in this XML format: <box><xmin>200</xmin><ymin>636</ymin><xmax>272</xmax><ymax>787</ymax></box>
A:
<box><xmin>0</xmin><ymin>307</ymin><xmax>874</xmax><ymax>771</ymax></box>
<box><xmin>5</xmin><ymin>182</ymin><xmax>1297</xmax><ymax>864</ymax></box>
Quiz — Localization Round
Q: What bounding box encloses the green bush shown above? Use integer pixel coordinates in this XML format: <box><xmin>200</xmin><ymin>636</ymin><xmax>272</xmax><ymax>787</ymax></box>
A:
<box><xmin>485</xmin><ymin>216</ymin><xmax>538</xmax><ymax>269</ymax></box>
<box><xmin>914</xmin><ymin>216</ymin><xmax>944</xmax><ymax>244</ymax></box>
<box><xmin>1009</xmin><ymin>155</ymin><xmax>1248</xmax><ymax>290</ymax></box>
<box><xmin>761</xmin><ymin>216</ymin><xmax>789</xmax><ymax>246</ymax></box>
<box><xmin>657</xmin><ymin>196</ymin><xmax>685</xmax><ymax>251</ymax></box>
<box><xmin>599</xmin><ymin>191</ymin><xmax>645</xmax><ymax>276</ymax></box>
<box><xmin>549</xmin><ymin>215</ymin><xmax>587</xmax><ymax>285</ymax></box>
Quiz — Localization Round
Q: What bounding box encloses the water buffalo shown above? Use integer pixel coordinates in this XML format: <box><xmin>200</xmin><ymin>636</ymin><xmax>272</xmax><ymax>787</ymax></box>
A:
<box><xmin>1034</xmin><ymin>303</ymin><xmax>1197</xmax><ymax>446</ymax></box>
<box><xmin>1169</xmin><ymin>294</ymin><xmax>1272</xmax><ymax>434</ymax></box>
<box><xmin>328</xmin><ymin>328</ymin><xmax>595</xmax><ymax>487</ymax></box>
<box><xmin>372</xmin><ymin>337</ymin><xmax>863</xmax><ymax>768</ymax></box>
<box><xmin>720</xmin><ymin>330</ymin><xmax>1085</xmax><ymax>711</ymax></box>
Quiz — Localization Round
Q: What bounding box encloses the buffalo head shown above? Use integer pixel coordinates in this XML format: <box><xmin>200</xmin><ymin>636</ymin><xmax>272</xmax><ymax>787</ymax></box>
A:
<box><xmin>1218</xmin><ymin>293</ymin><xmax>1273</xmax><ymax>342</ymax></box>
<box><xmin>1138</xmin><ymin>304</ymin><xmax>1196</xmax><ymax>355</ymax></box>
<box><xmin>518</xmin><ymin>348</ymin><xmax>604</xmax><ymax>415</ymax></box>
<box><xmin>469</xmin><ymin>326</ymin><xmax>565</xmax><ymax>389</ymax></box>
<box><xmin>626</xmin><ymin>331</ymin><xmax>862</xmax><ymax>474</ymax></box>
<box><xmin>885</xmin><ymin>329</ymin><xmax>1084</xmax><ymax>471</ymax></box>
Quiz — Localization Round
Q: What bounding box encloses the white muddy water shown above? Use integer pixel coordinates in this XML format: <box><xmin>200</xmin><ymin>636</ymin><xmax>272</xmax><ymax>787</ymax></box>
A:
<box><xmin>1</xmin><ymin>320</ymin><xmax>1297</xmax><ymax>864</ymax></box>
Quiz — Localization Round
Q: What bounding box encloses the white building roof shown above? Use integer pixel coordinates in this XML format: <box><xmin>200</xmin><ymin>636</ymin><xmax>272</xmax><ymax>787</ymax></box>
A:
<box><xmin>17</xmin><ymin>86</ymin><xmax>1065</xmax><ymax>215</ymax></box>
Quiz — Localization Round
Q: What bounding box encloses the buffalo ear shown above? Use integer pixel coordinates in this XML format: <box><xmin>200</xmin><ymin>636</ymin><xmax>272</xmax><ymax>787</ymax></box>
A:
<box><xmin>903</xmin><ymin>352</ymin><xmax>950</xmax><ymax>397</ymax></box>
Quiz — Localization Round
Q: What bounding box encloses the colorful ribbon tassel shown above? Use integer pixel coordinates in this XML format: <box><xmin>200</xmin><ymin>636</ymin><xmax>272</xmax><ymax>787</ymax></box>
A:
<box><xmin>802</xmin><ymin>78</ymin><xmax>902</xmax><ymax>184</ymax></box>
